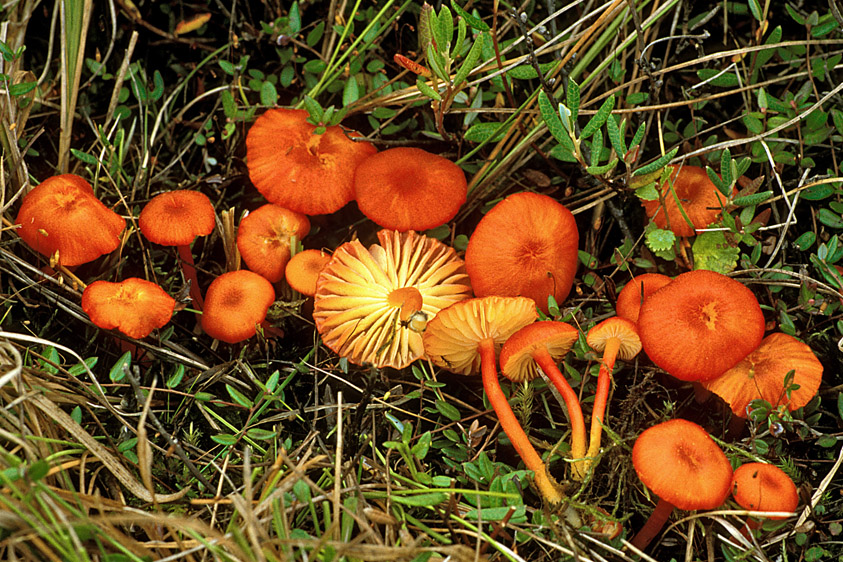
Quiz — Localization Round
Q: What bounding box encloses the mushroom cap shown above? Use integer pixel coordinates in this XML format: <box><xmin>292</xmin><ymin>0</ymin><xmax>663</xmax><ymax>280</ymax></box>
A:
<box><xmin>139</xmin><ymin>190</ymin><xmax>216</xmax><ymax>246</ymax></box>
<box><xmin>632</xmin><ymin>418</ymin><xmax>733</xmax><ymax>511</ymax></box>
<box><xmin>246</xmin><ymin>108</ymin><xmax>377</xmax><ymax>215</ymax></box>
<box><xmin>15</xmin><ymin>174</ymin><xmax>126</xmax><ymax>266</ymax></box>
<box><xmin>237</xmin><ymin>204</ymin><xmax>310</xmax><ymax>282</ymax></box>
<box><xmin>354</xmin><ymin>147</ymin><xmax>467</xmax><ymax>232</ymax></box>
<box><xmin>701</xmin><ymin>332</ymin><xmax>823</xmax><ymax>417</ymax></box>
<box><xmin>731</xmin><ymin>462</ymin><xmax>798</xmax><ymax>518</ymax></box>
<box><xmin>499</xmin><ymin>321</ymin><xmax>578</xmax><ymax>382</ymax></box>
<box><xmin>82</xmin><ymin>278</ymin><xmax>176</xmax><ymax>339</ymax></box>
<box><xmin>314</xmin><ymin>230</ymin><xmax>473</xmax><ymax>369</ymax></box>
<box><xmin>285</xmin><ymin>249</ymin><xmax>331</xmax><ymax>296</ymax></box>
<box><xmin>637</xmin><ymin>270</ymin><xmax>765</xmax><ymax>382</ymax></box>
<box><xmin>465</xmin><ymin>192</ymin><xmax>579</xmax><ymax>314</ymax></box>
<box><xmin>423</xmin><ymin>296</ymin><xmax>538</xmax><ymax>376</ymax></box>
<box><xmin>586</xmin><ymin>317</ymin><xmax>642</xmax><ymax>360</ymax></box>
<box><xmin>641</xmin><ymin>165</ymin><xmax>732</xmax><ymax>237</ymax></box>
<box><xmin>201</xmin><ymin>270</ymin><xmax>276</xmax><ymax>344</ymax></box>
<box><xmin>616</xmin><ymin>273</ymin><xmax>672</xmax><ymax>323</ymax></box>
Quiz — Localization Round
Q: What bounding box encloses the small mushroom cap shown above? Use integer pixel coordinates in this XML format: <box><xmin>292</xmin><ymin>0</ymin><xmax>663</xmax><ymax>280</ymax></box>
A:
<box><xmin>641</xmin><ymin>165</ymin><xmax>732</xmax><ymax>237</ymax></box>
<box><xmin>637</xmin><ymin>270</ymin><xmax>765</xmax><ymax>381</ymax></box>
<box><xmin>201</xmin><ymin>270</ymin><xmax>276</xmax><ymax>344</ymax></box>
<box><xmin>423</xmin><ymin>296</ymin><xmax>538</xmax><ymax>376</ymax></box>
<box><xmin>139</xmin><ymin>190</ymin><xmax>216</xmax><ymax>246</ymax></box>
<box><xmin>237</xmin><ymin>204</ymin><xmax>310</xmax><ymax>282</ymax></box>
<box><xmin>285</xmin><ymin>249</ymin><xmax>331</xmax><ymax>296</ymax></box>
<box><xmin>16</xmin><ymin>174</ymin><xmax>126</xmax><ymax>266</ymax></box>
<box><xmin>499</xmin><ymin>321</ymin><xmax>578</xmax><ymax>382</ymax></box>
<box><xmin>731</xmin><ymin>463</ymin><xmax>798</xmax><ymax>518</ymax></box>
<box><xmin>465</xmin><ymin>192</ymin><xmax>579</xmax><ymax>314</ymax></box>
<box><xmin>586</xmin><ymin>317</ymin><xmax>642</xmax><ymax>360</ymax></box>
<box><xmin>616</xmin><ymin>273</ymin><xmax>672</xmax><ymax>323</ymax></box>
<box><xmin>246</xmin><ymin>108</ymin><xmax>377</xmax><ymax>215</ymax></box>
<box><xmin>314</xmin><ymin>230</ymin><xmax>473</xmax><ymax>369</ymax></box>
<box><xmin>632</xmin><ymin>419</ymin><xmax>733</xmax><ymax>511</ymax></box>
<box><xmin>702</xmin><ymin>332</ymin><xmax>823</xmax><ymax>417</ymax></box>
<box><xmin>82</xmin><ymin>278</ymin><xmax>176</xmax><ymax>339</ymax></box>
<box><xmin>354</xmin><ymin>147</ymin><xmax>467</xmax><ymax>232</ymax></box>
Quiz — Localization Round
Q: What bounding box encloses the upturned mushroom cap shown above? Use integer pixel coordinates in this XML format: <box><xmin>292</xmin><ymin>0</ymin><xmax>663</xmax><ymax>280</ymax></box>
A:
<box><xmin>354</xmin><ymin>147</ymin><xmax>467</xmax><ymax>232</ymax></box>
<box><xmin>616</xmin><ymin>273</ymin><xmax>672</xmax><ymax>323</ymax></box>
<box><xmin>731</xmin><ymin>462</ymin><xmax>798</xmax><ymax>518</ymax></box>
<box><xmin>16</xmin><ymin>174</ymin><xmax>126</xmax><ymax>266</ymax></box>
<box><xmin>637</xmin><ymin>270</ymin><xmax>765</xmax><ymax>381</ymax></box>
<box><xmin>586</xmin><ymin>317</ymin><xmax>642</xmax><ymax>360</ymax></box>
<box><xmin>246</xmin><ymin>108</ymin><xmax>377</xmax><ymax>215</ymax></box>
<box><xmin>314</xmin><ymin>230</ymin><xmax>472</xmax><ymax>369</ymax></box>
<box><xmin>632</xmin><ymin>418</ymin><xmax>733</xmax><ymax>511</ymax></box>
<box><xmin>139</xmin><ymin>190</ymin><xmax>216</xmax><ymax>246</ymax></box>
<box><xmin>423</xmin><ymin>296</ymin><xmax>538</xmax><ymax>376</ymax></box>
<box><xmin>702</xmin><ymin>332</ymin><xmax>823</xmax><ymax>417</ymax></box>
<box><xmin>286</xmin><ymin>249</ymin><xmax>331</xmax><ymax>297</ymax></box>
<box><xmin>82</xmin><ymin>278</ymin><xmax>176</xmax><ymax>339</ymax></box>
<box><xmin>201</xmin><ymin>270</ymin><xmax>276</xmax><ymax>344</ymax></box>
<box><xmin>641</xmin><ymin>165</ymin><xmax>732</xmax><ymax>237</ymax></box>
<box><xmin>499</xmin><ymin>321</ymin><xmax>578</xmax><ymax>383</ymax></box>
<box><xmin>465</xmin><ymin>192</ymin><xmax>579</xmax><ymax>314</ymax></box>
<box><xmin>237</xmin><ymin>204</ymin><xmax>310</xmax><ymax>282</ymax></box>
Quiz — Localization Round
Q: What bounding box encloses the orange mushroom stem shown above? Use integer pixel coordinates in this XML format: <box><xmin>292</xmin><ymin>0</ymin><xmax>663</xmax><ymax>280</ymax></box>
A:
<box><xmin>582</xmin><ymin>317</ymin><xmax>641</xmax><ymax>476</ymax></box>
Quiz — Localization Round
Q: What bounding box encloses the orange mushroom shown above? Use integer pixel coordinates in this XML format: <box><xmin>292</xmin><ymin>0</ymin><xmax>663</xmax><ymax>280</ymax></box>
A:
<box><xmin>15</xmin><ymin>174</ymin><xmax>126</xmax><ymax>266</ymax></box>
<box><xmin>236</xmin><ymin>204</ymin><xmax>310</xmax><ymax>283</ymax></box>
<box><xmin>353</xmin><ymin>147</ymin><xmax>467</xmax><ymax>231</ymax></box>
<box><xmin>245</xmin><ymin>108</ymin><xmax>377</xmax><ymax>215</ymax></box>
<box><xmin>465</xmin><ymin>192</ymin><xmax>579</xmax><ymax>314</ymax></box>
<box><xmin>702</xmin><ymin>332</ymin><xmax>823</xmax><ymax>417</ymax></box>
<box><xmin>201</xmin><ymin>270</ymin><xmax>276</xmax><ymax>344</ymax></box>
<box><xmin>731</xmin><ymin>462</ymin><xmax>798</xmax><ymax>528</ymax></box>
<box><xmin>637</xmin><ymin>270</ymin><xmax>765</xmax><ymax>382</ymax></box>
<box><xmin>631</xmin><ymin>419</ymin><xmax>733</xmax><ymax>551</ymax></box>
<box><xmin>285</xmin><ymin>249</ymin><xmax>331</xmax><ymax>297</ymax></box>
<box><xmin>615</xmin><ymin>273</ymin><xmax>672</xmax><ymax>324</ymax></box>
<box><xmin>641</xmin><ymin>165</ymin><xmax>732</xmax><ymax>237</ymax></box>
<box><xmin>82</xmin><ymin>278</ymin><xmax>176</xmax><ymax>339</ymax></box>
<box><xmin>139</xmin><ymin>190</ymin><xmax>216</xmax><ymax>310</ymax></box>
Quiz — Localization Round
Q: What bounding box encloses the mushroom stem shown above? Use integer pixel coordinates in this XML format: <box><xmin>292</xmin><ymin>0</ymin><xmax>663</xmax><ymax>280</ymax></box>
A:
<box><xmin>478</xmin><ymin>337</ymin><xmax>564</xmax><ymax>505</ymax></box>
<box><xmin>630</xmin><ymin>497</ymin><xmax>675</xmax><ymax>551</ymax></box>
<box><xmin>531</xmin><ymin>347</ymin><xmax>587</xmax><ymax>479</ymax></box>
<box><xmin>582</xmin><ymin>336</ymin><xmax>621</xmax><ymax>475</ymax></box>
<box><xmin>177</xmin><ymin>244</ymin><xmax>204</xmax><ymax>311</ymax></box>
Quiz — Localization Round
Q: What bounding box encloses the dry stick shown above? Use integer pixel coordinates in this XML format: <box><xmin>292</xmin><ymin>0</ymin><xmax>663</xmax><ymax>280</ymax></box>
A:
<box><xmin>105</xmin><ymin>30</ymin><xmax>139</xmax><ymax>129</ymax></box>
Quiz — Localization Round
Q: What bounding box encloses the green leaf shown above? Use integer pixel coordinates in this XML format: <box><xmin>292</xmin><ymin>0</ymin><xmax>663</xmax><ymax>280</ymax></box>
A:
<box><xmin>586</xmin><ymin>158</ymin><xmax>618</xmax><ymax>176</ymax></box>
<box><xmin>633</xmin><ymin>147</ymin><xmax>678</xmax><ymax>176</ymax></box>
<box><xmin>425</xmin><ymin>44</ymin><xmax>447</xmax><ymax>81</ymax></box>
<box><xmin>801</xmin><ymin>183</ymin><xmax>834</xmax><ymax>200</ymax></box>
<box><xmin>435</xmin><ymin>6</ymin><xmax>454</xmax><ymax>53</ymax></box>
<box><xmin>435</xmin><ymin>399</ymin><xmax>461</xmax><ymax>421</ymax></box>
<box><xmin>743</xmin><ymin>114</ymin><xmax>763</xmax><ymax>135</ymax></box>
<box><xmin>71</xmin><ymin>148</ymin><xmax>98</xmax><ymax>165</ymax></box>
<box><xmin>464</xmin><ymin>122</ymin><xmax>506</xmax><ymax>143</ymax></box>
<box><xmin>692</xmin><ymin>231</ymin><xmax>740</xmax><ymax>274</ymax></box>
<box><xmin>211</xmin><ymin>433</ymin><xmax>238</xmax><ymax>446</ymax></box>
<box><xmin>166</xmin><ymin>364</ymin><xmax>185</xmax><ymax>388</ymax></box>
<box><xmin>794</xmin><ymin>231</ymin><xmax>816</xmax><ymax>250</ymax></box>
<box><xmin>419</xmin><ymin>4</ymin><xmax>434</xmax><ymax>52</ymax></box>
<box><xmin>453</xmin><ymin>16</ymin><xmax>466</xmax><ymax>58</ymax></box>
<box><xmin>506</xmin><ymin>61</ymin><xmax>557</xmax><ymax>80</ymax></box>
<box><xmin>218</xmin><ymin>60</ymin><xmax>236</xmax><ymax>75</ymax></box>
<box><xmin>837</xmin><ymin>392</ymin><xmax>843</xmax><ymax>423</ymax></box>
<box><xmin>733</xmin><ymin>191</ymin><xmax>774</xmax><ymax>207</ymax></box>
<box><xmin>538</xmin><ymin>90</ymin><xmax>566</xmax><ymax>145</ymax></box>
<box><xmin>645</xmin><ymin>228</ymin><xmax>676</xmax><ymax>252</ymax></box>
<box><xmin>818</xmin><ymin>208</ymin><xmax>843</xmax><ymax>228</ymax></box>
<box><xmin>635</xmin><ymin>181</ymin><xmax>659</xmax><ymax>200</ymax></box>
<box><xmin>302</xmin><ymin>95</ymin><xmax>323</xmax><ymax>122</ymax></box>
<box><xmin>109</xmin><ymin>351</ymin><xmax>132</xmax><ymax>383</ymax></box>
<box><xmin>696</xmin><ymin>68</ymin><xmax>741</xmax><ymax>88</ymax></box>
<box><xmin>548</xmin><ymin>143</ymin><xmax>578</xmax><ymax>162</ymax></box>
<box><xmin>451</xmin><ymin>1</ymin><xmax>489</xmax><ymax>31</ymax></box>
<box><xmin>411</xmin><ymin>431</ymin><xmax>432</xmax><ymax>459</ymax></box>
<box><xmin>580</xmin><ymin>94</ymin><xmax>615</xmax><ymax>139</ymax></box>
<box><xmin>453</xmin><ymin>34</ymin><xmax>483</xmax><ymax>86</ymax></box>
<box><xmin>706</xmin><ymin>166</ymin><xmax>728</xmax><ymax>192</ymax></box>
<box><xmin>747</xmin><ymin>0</ymin><xmax>762</xmax><ymax>22</ymax></box>
<box><xmin>629</xmin><ymin>121</ymin><xmax>646</xmax><ymax>151</ymax></box>
<box><xmin>416</xmin><ymin>76</ymin><xmax>442</xmax><ymax>101</ymax></box>
<box><xmin>785</xmin><ymin>5</ymin><xmax>805</xmax><ymax>25</ymax></box>
<box><xmin>8</xmin><ymin>81</ymin><xmax>36</xmax><ymax>96</ymax></box>
<box><xmin>342</xmin><ymin>76</ymin><xmax>359</xmax><ymax>107</ymax></box>
<box><xmin>221</xmin><ymin>90</ymin><xmax>237</xmax><ymax>119</ymax></box>
<box><xmin>393</xmin><ymin>492</ymin><xmax>448</xmax><ymax>506</ymax></box>
<box><xmin>306</xmin><ymin>21</ymin><xmax>325</xmax><ymax>47</ymax></box>
<box><xmin>260</xmin><ymin>81</ymin><xmax>278</xmax><ymax>106</ymax></box>
<box><xmin>246</xmin><ymin>428</ymin><xmax>277</xmax><ymax>441</ymax></box>
<box><xmin>566</xmin><ymin>79</ymin><xmax>580</xmax><ymax>125</ymax></box>
<box><xmin>226</xmin><ymin>384</ymin><xmax>254</xmax><ymax>408</ymax></box>
<box><xmin>606</xmin><ymin>115</ymin><xmax>626</xmax><ymax>158</ymax></box>
<box><xmin>720</xmin><ymin>148</ymin><xmax>734</xmax><ymax>191</ymax></box>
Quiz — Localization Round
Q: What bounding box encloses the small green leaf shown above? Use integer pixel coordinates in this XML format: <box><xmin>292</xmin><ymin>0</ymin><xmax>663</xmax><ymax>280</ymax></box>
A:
<box><xmin>567</xmin><ymin>79</ymin><xmax>580</xmax><ymax>125</ymax></box>
<box><xmin>411</xmin><ymin>431</ymin><xmax>432</xmax><ymax>459</ymax></box>
<box><xmin>342</xmin><ymin>76</ymin><xmax>359</xmax><ymax>107</ymax></box>
<box><xmin>211</xmin><ymin>434</ymin><xmax>238</xmax><ymax>446</ymax></box>
<box><xmin>393</xmin><ymin>492</ymin><xmax>448</xmax><ymax>506</ymax></box>
<box><xmin>419</xmin><ymin>4</ymin><xmax>434</xmax><ymax>52</ymax></box>
<box><xmin>302</xmin><ymin>95</ymin><xmax>323</xmax><ymax>122</ymax></box>
<box><xmin>71</xmin><ymin>148</ymin><xmax>98</xmax><ymax>165</ymax></box>
<box><xmin>435</xmin><ymin>6</ymin><xmax>454</xmax><ymax>53</ymax></box>
<box><xmin>166</xmin><ymin>364</ymin><xmax>185</xmax><ymax>388</ymax></box>
<box><xmin>451</xmin><ymin>1</ymin><xmax>489</xmax><ymax>31</ymax></box>
<box><xmin>246</xmin><ymin>428</ymin><xmax>277</xmax><ymax>441</ymax></box>
<box><xmin>696</xmin><ymin>68</ymin><xmax>741</xmax><ymax>87</ymax></box>
<box><xmin>706</xmin><ymin>166</ymin><xmax>728</xmax><ymax>192</ymax></box>
<box><xmin>645</xmin><ymin>228</ymin><xmax>676</xmax><ymax>252</ymax></box>
<box><xmin>818</xmin><ymin>208</ymin><xmax>843</xmax><ymax>228</ymax></box>
<box><xmin>743</xmin><ymin>114</ymin><xmax>763</xmax><ymax>135</ymax></box>
<box><xmin>538</xmin><ymin>90</ymin><xmax>566</xmax><ymax>144</ymax></box>
<box><xmin>226</xmin><ymin>384</ymin><xmax>254</xmax><ymax>408</ymax></box>
<box><xmin>607</xmin><ymin>115</ymin><xmax>626</xmax><ymax>158</ymax></box>
<box><xmin>692</xmin><ymin>231</ymin><xmax>740</xmax><ymax>274</ymax></box>
<box><xmin>453</xmin><ymin>34</ymin><xmax>483</xmax><ymax>86</ymax></box>
<box><xmin>590</xmin><ymin>128</ymin><xmax>603</xmax><ymax>166</ymax></box>
<box><xmin>506</xmin><ymin>61</ymin><xmax>558</xmax><ymax>80</ymax></box>
<box><xmin>633</xmin><ymin>147</ymin><xmax>678</xmax><ymax>176</ymax></box>
<box><xmin>464</xmin><ymin>122</ymin><xmax>506</xmax><ymax>143</ymax></box>
<box><xmin>260</xmin><ymin>81</ymin><xmax>278</xmax><ymax>106</ymax></box>
<box><xmin>416</xmin><ymin>76</ymin><xmax>442</xmax><ymax>101</ymax></box>
<box><xmin>8</xmin><ymin>81</ymin><xmax>36</xmax><ymax>96</ymax></box>
<box><xmin>587</xmin><ymin>158</ymin><xmax>618</xmax><ymax>176</ymax></box>
<box><xmin>635</xmin><ymin>181</ymin><xmax>659</xmax><ymax>201</ymax></box>
<box><xmin>452</xmin><ymin>16</ymin><xmax>466</xmax><ymax>58</ymax></box>
<box><xmin>109</xmin><ymin>351</ymin><xmax>132</xmax><ymax>383</ymax></box>
<box><xmin>794</xmin><ymin>231</ymin><xmax>816</xmax><ymax>250</ymax></box>
<box><xmin>747</xmin><ymin>0</ymin><xmax>762</xmax><ymax>22</ymax></box>
<box><xmin>832</xmin><ymin>108</ymin><xmax>843</xmax><ymax>136</ymax></box>
<box><xmin>629</xmin><ymin>121</ymin><xmax>646</xmax><ymax>151</ymax></box>
<box><xmin>580</xmin><ymin>94</ymin><xmax>615</xmax><ymax>139</ymax></box>
<box><xmin>435</xmin><ymin>399</ymin><xmax>461</xmax><ymax>421</ymax></box>
<box><xmin>733</xmin><ymin>191</ymin><xmax>774</xmax><ymax>207</ymax></box>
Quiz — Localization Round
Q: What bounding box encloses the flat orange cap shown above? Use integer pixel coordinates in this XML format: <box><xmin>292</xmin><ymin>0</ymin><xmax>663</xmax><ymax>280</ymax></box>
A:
<box><xmin>731</xmin><ymin>463</ymin><xmax>798</xmax><ymax>518</ymax></box>
<box><xmin>616</xmin><ymin>273</ymin><xmax>672</xmax><ymax>323</ymax></box>
<box><xmin>465</xmin><ymin>192</ymin><xmax>579</xmax><ymax>314</ymax></box>
<box><xmin>237</xmin><ymin>204</ymin><xmax>310</xmax><ymax>282</ymax></box>
<box><xmin>246</xmin><ymin>108</ymin><xmax>377</xmax><ymax>215</ymax></box>
<box><xmin>499</xmin><ymin>321</ymin><xmax>578</xmax><ymax>382</ymax></box>
<box><xmin>286</xmin><ymin>249</ymin><xmax>331</xmax><ymax>297</ymax></box>
<box><xmin>632</xmin><ymin>419</ymin><xmax>733</xmax><ymax>511</ymax></box>
<box><xmin>201</xmin><ymin>270</ymin><xmax>276</xmax><ymax>344</ymax></box>
<box><xmin>637</xmin><ymin>270</ymin><xmax>765</xmax><ymax>381</ymax></box>
<box><xmin>82</xmin><ymin>278</ymin><xmax>175</xmax><ymax>339</ymax></box>
<box><xmin>16</xmin><ymin>174</ymin><xmax>126</xmax><ymax>266</ymax></box>
<box><xmin>139</xmin><ymin>190</ymin><xmax>216</xmax><ymax>246</ymax></box>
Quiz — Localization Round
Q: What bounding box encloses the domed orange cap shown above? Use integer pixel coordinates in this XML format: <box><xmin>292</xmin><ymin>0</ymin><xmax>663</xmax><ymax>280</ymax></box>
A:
<box><xmin>731</xmin><ymin>462</ymin><xmax>798</xmax><ymax>518</ymax></box>
<box><xmin>641</xmin><ymin>165</ymin><xmax>732</xmax><ymax>237</ymax></box>
<box><xmin>702</xmin><ymin>332</ymin><xmax>822</xmax><ymax>417</ymax></box>
<box><xmin>246</xmin><ymin>108</ymin><xmax>377</xmax><ymax>215</ymax></box>
<box><xmin>237</xmin><ymin>204</ymin><xmax>310</xmax><ymax>283</ymax></box>
<box><xmin>632</xmin><ymin>419</ymin><xmax>733</xmax><ymax>511</ymax></box>
<box><xmin>16</xmin><ymin>174</ymin><xmax>126</xmax><ymax>266</ymax></box>
<box><xmin>139</xmin><ymin>190</ymin><xmax>215</xmax><ymax>246</ymax></box>
<box><xmin>285</xmin><ymin>249</ymin><xmax>331</xmax><ymax>296</ymax></box>
<box><xmin>82</xmin><ymin>278</ymin><xmax>175</xmax><ymax>339</ymax></box>
<box><xmin>637</xmin><ymin>270</ymin><xmax>765</xmax><ymax>381</ymax></box>
<box><xmin>465</xmin><ymin>192</ymin><xmax>579</xmax><ymax>314</ymax></box>
<box><xmin>354</xmin><ymin>147</ymin><xmax>467</xmax><ymax>232</ymax></box>
<box><xmin>201</xmin><ymin>270</ymin><xmax>276</xmax><ymax>344</ymax></box>
<box><xmin>499</xmin><ymin>321</ymin><xmax>578</xmax><ymax>383</ymax></box>
<box><xmin>616</xmin><ymin>273</ymin><xmax>672</xmax><ymax>323</ymax></box>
